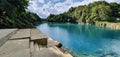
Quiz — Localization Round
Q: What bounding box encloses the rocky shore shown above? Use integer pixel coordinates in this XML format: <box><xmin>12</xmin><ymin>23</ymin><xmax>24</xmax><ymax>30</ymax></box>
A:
<box><xmin>0</xmin><ymin>29</ymin><xmax>72</xmax><ymax>57</ymax></box>
<box><xmin>95</xmin><ymin>22</ymin><xmax>120</xmax><ymax>30</ymax></box>
<box><xmin>78</xmin><ymin>22</ymin><xmax>120</xmax><ymax>30</ymax></box>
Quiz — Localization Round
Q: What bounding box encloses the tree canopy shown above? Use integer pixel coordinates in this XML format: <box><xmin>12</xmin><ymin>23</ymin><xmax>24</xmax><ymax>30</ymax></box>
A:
<box><xmin>46</xmin><ymin>1</ymin><xmax>120</xmax><ymax>24</ymax></box>
<box><xmin>0</xmin><ymin>0</ymin><xmax>41</xmax><ymax>28</ymax></box>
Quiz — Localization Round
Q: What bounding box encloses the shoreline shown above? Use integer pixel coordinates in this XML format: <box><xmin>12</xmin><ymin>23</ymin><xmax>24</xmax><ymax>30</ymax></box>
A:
<box><xmin>42</xmin><ymin>21</ymin><xmax>120</xmax><ymax>30</ymax></box>
<box><xmin>95</xmin><ymin>22</ymin><xmax>120</xmax><ymax>30</ymax></box>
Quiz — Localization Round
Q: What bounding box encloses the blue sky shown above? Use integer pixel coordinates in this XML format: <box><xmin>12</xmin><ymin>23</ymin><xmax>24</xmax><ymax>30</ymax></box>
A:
<box><xmin>27</xmin><ymin>0</ymin><xmax>120</xmax><ymax>18</ymax></box>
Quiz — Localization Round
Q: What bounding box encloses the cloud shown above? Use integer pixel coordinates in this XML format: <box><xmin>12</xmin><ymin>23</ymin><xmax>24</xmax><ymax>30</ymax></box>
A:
<box><xmin>38</xmin><ymin>0</ymin><xmax>44</xmax><ymax>3</ymax></box>
<box><xmin>27</xmin><ymin>0</ymin><xmax>120</xmax><ymax>18</ymax></box>
<box><xmin>105</xmin><ymin>0</ymin><xmax>120</xmax><ymax>3</ymax></box>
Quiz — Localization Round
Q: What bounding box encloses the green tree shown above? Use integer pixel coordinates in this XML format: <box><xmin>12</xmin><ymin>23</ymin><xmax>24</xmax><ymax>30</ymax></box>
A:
<box><xmin>0</xmin><ymin>0</ymin><xmax>41</xmax><ymax>28</ymax></box>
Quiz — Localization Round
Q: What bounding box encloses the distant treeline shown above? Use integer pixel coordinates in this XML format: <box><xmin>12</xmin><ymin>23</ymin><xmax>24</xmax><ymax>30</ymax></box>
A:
<box><xmin>0</xmin><ymin>0</ymin><xmax>41</xmax><ymax>28</ymax></box>
<box><xmin>46</xmin><ymin>1</ymin><xmax>120</xmax><ymax>24</ymax></box>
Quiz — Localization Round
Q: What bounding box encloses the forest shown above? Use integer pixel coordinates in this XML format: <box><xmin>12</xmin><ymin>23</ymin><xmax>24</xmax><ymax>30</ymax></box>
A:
<box><xmin>47</xmin><ymin>1</ymin><xmax>120</xmax><ymax>24</ymax></box>
<box><xmin>0</xmin><ymin>0</ymin><xmax>41</xmax><ymax>28</ymax></box>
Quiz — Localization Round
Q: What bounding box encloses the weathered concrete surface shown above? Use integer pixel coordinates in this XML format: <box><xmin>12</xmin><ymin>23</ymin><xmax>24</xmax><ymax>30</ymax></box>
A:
<box><xmin>31</xmin><ymin>29</ymin><xmax>48</xmax><ymax>40</ymax></box>
<box><xmin>32</xmin><ymin>46</ymin><xmax>72</xmax><ymax>57</ymax></box>
<box><xmin>10</xmin><ymin>29</ymin><xmax>30</xmax><ymax>39</ymax></box>
<box><xmin>0</xmin><ymin>39</ymin><xmax>29</xmax><ymax>57</ymax></box>
<box><xmin>10</xmin><ymin>49</ymin><xmax>30</xmax><ymax>57</ymax></box>
<box><xmin>31</xmin><ymin>29</ymin><xmax>48</xmax><ymax>45</ymax></box>
<box><xmin>0</xmin><ymin>49</ymin><xmax>30</xmax><ymax>57</ymax></box>
<box><xmin>0</xmin><ymin>29</ymin><xmax>18</xmax><ymax>47</ymax></box>
<box><xmin>30</xmin><ymin>41</ymin><xmax>34</xmax><ymax>53</ymax></box>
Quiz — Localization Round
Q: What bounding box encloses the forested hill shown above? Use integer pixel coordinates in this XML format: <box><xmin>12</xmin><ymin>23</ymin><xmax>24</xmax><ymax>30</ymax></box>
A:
<box><xmin>0</xmin><ymin>0</ymin><xmax>41</xmax><ymax>28</ymax></box>
<box><xmin>47</xmin><ymin>1</ymin><xmax>120</xmax><ymax>24</ymax></box>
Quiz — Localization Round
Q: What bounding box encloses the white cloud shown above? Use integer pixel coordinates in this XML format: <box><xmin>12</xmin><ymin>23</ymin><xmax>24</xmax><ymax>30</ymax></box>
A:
<box><xmin>38</xmin><ymin>0</ymin><xmax>44</xmax><ymax>3</ymax></box>
<box><xmin>27</xmin><ymin>0</ymin><xmax>120</xmax><ymax>18</ymax></box>
<box><xmin>105</xmin><ymin>0</ymin><xmax>120</xmax><ymax>3</ymax></box>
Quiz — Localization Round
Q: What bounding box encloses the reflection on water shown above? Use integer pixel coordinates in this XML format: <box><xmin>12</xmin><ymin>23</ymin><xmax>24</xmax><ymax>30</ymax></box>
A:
<box><xmin>37</xmin><ymin>23</ymin><xmax>120</xmax><ymax>57</ymax></box>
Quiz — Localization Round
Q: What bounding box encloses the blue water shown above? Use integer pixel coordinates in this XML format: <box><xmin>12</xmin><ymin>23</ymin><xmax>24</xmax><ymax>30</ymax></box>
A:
<box><xmin>37</xmin><ymin>23</ymin><xmax>120</xmax><ymax>57</ymax></box>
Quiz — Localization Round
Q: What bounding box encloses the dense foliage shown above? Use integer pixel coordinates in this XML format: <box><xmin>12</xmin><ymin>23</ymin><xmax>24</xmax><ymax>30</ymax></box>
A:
<box><xmin>47</xmin><ymin>1</ymin><xmax>120</xmax><ymax>24</ymax></box>
<box><xmin>47</xmin><ymin>14</ymin><xmax>77</xmax><ymax>23</ymax></box>
<box><xmin>0</xmin><ymin>0</ymin><xmax>41</xmax><ymax>28</ymax></box>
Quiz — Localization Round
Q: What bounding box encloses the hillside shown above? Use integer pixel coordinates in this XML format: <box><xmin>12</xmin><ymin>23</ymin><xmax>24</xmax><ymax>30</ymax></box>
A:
<box><xmin>46</xmin><ymin>1</ymin><xmax>120</xmax><ymax>24</ymax></box>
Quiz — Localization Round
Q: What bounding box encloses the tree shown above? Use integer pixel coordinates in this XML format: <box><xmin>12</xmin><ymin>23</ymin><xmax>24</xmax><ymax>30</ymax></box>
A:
<box><xmin>46</xmin><ymin>1</ymin><xmax>120</xmax><ymax>24</ymax></box>
<box><xmin>0</xmin><ymin>0</ymin><xmax>41</xmax><ymax>28</ymax></box>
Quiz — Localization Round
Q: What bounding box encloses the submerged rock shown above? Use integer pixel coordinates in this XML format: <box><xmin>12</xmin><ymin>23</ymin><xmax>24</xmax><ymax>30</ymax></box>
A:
<box><xmin>106</xmin><ymin>51</ymin><xmax>119</xmax><ymax>57</ymax></box>
<box><xmin>95</xmin><ymin>49</ymin><xmax>104</xmax><ymax>54</ymax></box>
<box><xmin>95</xmin><ymin>50</ymin><xmax>119</xmax><ymax>57</ymax></box>
<box><xmin>82</xmin><ymin>53</ymin><xmax>89</xmax><ymax>56</ymax></box>
<box><xmin>105</xmin><ymin>55</ymin><xmax>114</xmax><ymax>57</ymax></box>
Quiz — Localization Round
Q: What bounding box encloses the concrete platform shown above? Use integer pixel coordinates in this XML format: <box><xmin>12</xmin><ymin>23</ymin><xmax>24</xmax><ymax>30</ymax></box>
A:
<box><xmin>0</xmin><ymin>39</ymin><xmax>29</xmax><ymax>57</ymax></box>
<box><xmin>10</xmin><ymin>29</ymin><xmax>30</xmax><ymax>40</ymax></box>
<box><xmin>0</xmin><ymin>49</ymin><xmax>30</xmax><ymax>57</ymax></box>
<box><xmin>0</xmin><ymin>29</ymin><xmax>72</xmax><ymax>57</ymax></box>
<box><xmin>0</xmin><ymin>29</ymin><xmax>18</xmax><ymax>47</ymax></box>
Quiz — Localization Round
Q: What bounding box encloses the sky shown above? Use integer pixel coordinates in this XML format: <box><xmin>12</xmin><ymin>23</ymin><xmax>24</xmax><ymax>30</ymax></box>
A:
<box><xmin>27</xmin><ymin>0</ymin><xmax>120</xmax><ymax>18</ymax></box>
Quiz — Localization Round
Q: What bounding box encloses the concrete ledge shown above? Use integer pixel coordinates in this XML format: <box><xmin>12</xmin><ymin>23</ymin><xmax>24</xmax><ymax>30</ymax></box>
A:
<box><xmin>31</xmin><ymin>29</ymin><xmax>48</xmax><ymax>45</ymax></box>
<box><xmin>10</xmin><ymin>29</ymin><xmax>30</xmax><ymax>40</ymax></box>
<box><xmin>30</xmin><ymin>29</ymin><xmax>48</xmax><ymax>40</ymax></box>
<box><xmin>0</xmin><ymin>29</ymin><xmax>18</xmax><ymax>47</ymax></box>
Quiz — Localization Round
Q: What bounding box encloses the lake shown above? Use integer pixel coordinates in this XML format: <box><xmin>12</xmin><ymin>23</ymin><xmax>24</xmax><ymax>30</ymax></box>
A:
<box><xmin>37</xmin><ymin>23</ymin><xmax>120</xmax><ymax>57</ymax></box>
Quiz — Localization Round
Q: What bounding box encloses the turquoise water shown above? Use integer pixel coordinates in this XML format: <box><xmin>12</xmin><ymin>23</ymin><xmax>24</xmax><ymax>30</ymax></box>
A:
<box><xmin>37</xmin><ymin>23</ymin><xmax>120</xmax><ymax>57</ymax></box>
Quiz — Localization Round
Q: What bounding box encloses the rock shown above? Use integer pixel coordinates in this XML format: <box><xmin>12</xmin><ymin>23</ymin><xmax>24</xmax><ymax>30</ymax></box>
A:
<box><xmin>47</xmin><ymin>38</ymin><xmax>62</xmax><ymax>48</ymax></box>
<box><xmin>10</xmin><ymin>29</ymin><xmax>30</xmax><ymax>40</ymax></box>
<box><xmin>95</xmin><ymin>49</ymin><xmax>104</xmax><ymax>54</ymax></box>
<box><xmin>0</xmin><ymin>29</ymin><xmax>18</xmax><ymax>47</ymax></box>
<box><xmin>106</xmin><ymin>51</ymin><xmax>118</xmax><ymax>57</ymax></box>
<box><xmin>105</xmin><ymin>55</ymin><xmax>114</xmax><ymax>57</ymax></box>
<box><xmin>82</xmin><ymin>53</ymin><xmax>89</xmax><ymax>56</ymax></box>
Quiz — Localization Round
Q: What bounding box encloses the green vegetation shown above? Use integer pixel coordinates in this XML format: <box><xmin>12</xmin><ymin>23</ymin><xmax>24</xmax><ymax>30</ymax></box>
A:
<box><xmin>47</xmin><ymin>1</ymin><xmax>120</xmax><ymax>24</ymax></box>
<box><xmin>47</xmin><ymin>14</ymin><xmax>77</xmax><ymax>23</ymax></box>
<box><xmin>0</xmin><ymin>0</ymin><xmax>41</xmax><ymax>28</ymax></box>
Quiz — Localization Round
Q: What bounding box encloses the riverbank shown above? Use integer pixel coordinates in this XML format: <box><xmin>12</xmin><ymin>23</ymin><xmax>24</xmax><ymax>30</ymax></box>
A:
<box><xmin>95</xmin><ymin>21</ymin><xmax>120</xmax><ymax>30</ymax></box>
<box><xmin>0</xmin><ymin>29</ymin><xmax>72</xmax><ymax>57</ymax></box>
<box><xmin>78</xmin><ymin>21</ymin><xmax>120</xmax><ymax>30</ymax></box>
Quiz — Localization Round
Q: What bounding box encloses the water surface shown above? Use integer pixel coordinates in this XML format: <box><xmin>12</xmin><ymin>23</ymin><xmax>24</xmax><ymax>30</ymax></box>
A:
<box><xmin>37</xmin><ymin>23</ymin><xmax>120</xmax><ymax>57</ymax></box>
